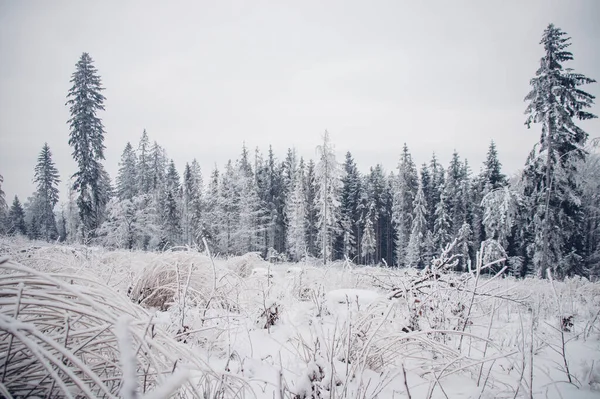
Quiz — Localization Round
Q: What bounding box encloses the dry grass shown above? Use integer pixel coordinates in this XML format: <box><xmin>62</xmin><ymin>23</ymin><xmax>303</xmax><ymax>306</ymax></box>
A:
<box><xmin>0</xmin><ymin>256</ymin><xmax>248</xmax><ymax>399</ymax></box>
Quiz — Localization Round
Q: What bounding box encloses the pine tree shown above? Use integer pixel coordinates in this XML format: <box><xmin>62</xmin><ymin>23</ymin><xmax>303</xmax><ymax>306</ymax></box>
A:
<box><xmin>406</xmin><ymin>183</ymin><xmax>427</xmax><ymax>268</ymax></box>
<box><xmin>33</xmin><ymin>143</ymin><xmax>61</xmax><ymax>241</ymax></box>
<box><xmin>315</xmin><ymin>131</ymin><xmax>342</xmax><ymax>264</ymax></box>
<box><xmin>523</xmin><ymin>24</ymin><xmax>597</xmax><ymax>277</ymax></box>
<box><xmin>8</xmin><ymin>196</ymin><xmax>27</xmax><ymax>236</ymax></box>
<box><xmin>66</xmin><ymin>52</ymin><xmax>107</xmax><ymax>239</ymax></box>
<box><xmin>392</xmin><ymin>144</ymin><xmax>419</xmax><ymax>266</ymax></box>
<box><xmin>116</xmin><ymin>142</ymin><xmax>138</xmax><ymax>201</ymax></box>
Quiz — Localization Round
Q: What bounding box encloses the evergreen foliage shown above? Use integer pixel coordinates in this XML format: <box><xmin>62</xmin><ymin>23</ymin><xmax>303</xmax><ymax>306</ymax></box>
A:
<box><xmin>33</xmin><ymin>143</ymin><xmax>61</xmax><ymax>241</ymax></box>
<box><xmin>8</xmin><ymin>196</ymin><xmax>27</xmax><ymax>236</ymax></box>
<box><xmin>523</xmin><ymin>23</ymin><xmax>597</xmax><ymax>277</ymax></box>
<box><xmin>66</xmin><ymin>52</ymin><xmax>107</xmax><ymax>239</ymax></box>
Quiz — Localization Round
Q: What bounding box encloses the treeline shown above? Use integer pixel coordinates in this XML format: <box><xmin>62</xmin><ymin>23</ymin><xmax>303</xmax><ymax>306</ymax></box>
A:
<box><xmin>0</xmin><ymin>24</ymin><xmax>598</xmax><ymax>278</ymax></box>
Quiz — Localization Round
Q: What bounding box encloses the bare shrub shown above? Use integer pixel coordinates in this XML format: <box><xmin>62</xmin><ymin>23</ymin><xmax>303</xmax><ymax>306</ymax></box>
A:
<box><xmin>227</xmin><ymin>252</ymin><xmax>269</xmax><ymax>278</ymax></box>
<box><xmin>128</xmin><ymin>252</ymin><xmax>214</xmax><ymax>310</ymax></box>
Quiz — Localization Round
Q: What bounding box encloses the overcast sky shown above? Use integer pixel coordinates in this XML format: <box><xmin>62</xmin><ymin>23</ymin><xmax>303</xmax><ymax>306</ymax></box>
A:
<box><xmin>1</xmin><ymin>0</ymin><xmax>599</xmax><ymax>203</ymax></box>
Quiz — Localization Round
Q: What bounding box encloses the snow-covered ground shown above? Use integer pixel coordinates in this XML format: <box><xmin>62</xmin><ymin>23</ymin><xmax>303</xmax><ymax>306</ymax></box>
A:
<box><xmin>1</xmin><ymin>237</ymin><xmax>600</xmax><ymax>398</ymax></box>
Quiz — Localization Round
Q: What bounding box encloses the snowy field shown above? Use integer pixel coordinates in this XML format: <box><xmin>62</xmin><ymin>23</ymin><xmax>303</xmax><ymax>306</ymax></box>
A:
<box><xmin>1</xmin><ymin>238</ymin><xmax>600</xmax><ymax>399</ymax></box>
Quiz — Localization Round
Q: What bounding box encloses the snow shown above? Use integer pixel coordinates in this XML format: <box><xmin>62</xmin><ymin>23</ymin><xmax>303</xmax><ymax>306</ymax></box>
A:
<box><xmin>1</xmin><ymin>237</ymin><xmax>600</xmax><ymax>398</ymax></box>
<box><xmin>327</xmin><ymin>288</ymin><xmax>381</xmax><ymax>307</ymax></box>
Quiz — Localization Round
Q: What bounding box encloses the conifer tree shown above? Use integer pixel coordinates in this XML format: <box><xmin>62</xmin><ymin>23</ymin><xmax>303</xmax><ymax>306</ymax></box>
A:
<box><xmin>361</xmin><ymin>202</ymin><xmax>377</xmax><ymax>265</ymax></box>
<box><xmin>116</xmin><ymin>142</ymin><xmax>138</xmax><ymax>201</ymax></box>
<box><xmin>162</xmin><ymin>160</ymin><xmax>182</xmax><ymax>247</ymax></box>
<box><xmin>150</xmin><ymin>141</ymin><xmax>167</xmax><ymax>193</ymax></box>
<box><xmin>315</xmin><ymin>131</ymin><xmax>342</xmax><ymax>264</ymax></box>
<box><xmin>137</xmin><ymin>130</ymin><xmax>153</xmax><ymax>195</ymax></box>
<box><xmin>456</xmin><ymin>222</ymin><xmax>473</xmax><ymax>271</ymax></box>
<box><xmin>523</xmin><ymin>23</ymin><xmax>597</xmax><ymax>277</ymax></box>
<box><xmin>66</xmin><ymin>52</ymin><xmax>107</xmax><ymax>239</ymax></box>
<box><xmin>392</xmin><ymin>144</ymin><xmax>419</xmax><ymax>266</ymax></box>
<box><xmin>33</xmin><ymin>143</ymin><xmax>60</xmax><ymax>241</ymax></box>
<box><xmin>338</xmin><ymin>152</ymin><xmax>362</xmax><ymax>260</ymax></box>
<box><xmin>428</xmin><ymin>153</ymin><xmax>445</xmax><ymax>232</ymax></box>
<box><xmin>234</xmin><ymin>146</ymin><xmax>264</xmax><ymax>254</ymax></box>
<box><xmin>483</xmin><ymin>141</ymin><xmax>506</xmax><ymax>190</ymax></box>
<box><xmin>304</xmin><ymin>159</ymin><xmax>319</xmax><ymax>257</ymax></box>
<box><xmin>182</xmin><ymin>160</ymin><xmax>203</xmax><ymax>246</ymax></box>
<box><xmin>8</xmin><ymin>196</ymin><xmax>27</xmax><ymax>236</ymax></box>
<box><xmin>406</xmin><ymin>183</ymin><xmax>427</xmax><ymax>268</ymax></box>
<box><xmin>57</xmin><ymin>210</ymin><xmax>67</xmax><ymax>242</ymax></box>
<box><xmin>434</xmin><ymin>187</ymin><xmax>451</xmax><ymax>251</ymax></box>
<box><xmin>218</xmin><ymin>160</ymin><xmax>239</xmax><ymax>253</ymax></box>
<box><xmin>203</xmin><ymin>166</ymin><xmax>221</xmax><ymax>247</ymax></box>
<box><xmin>286</xmin><ymin>160</ymin><xmax>308</xmax><ymax>261</ymax></box>
<box><xmin>445</xmin><ymin>151</ymin><xmax>465</xmax><ymax>235</ymax></box>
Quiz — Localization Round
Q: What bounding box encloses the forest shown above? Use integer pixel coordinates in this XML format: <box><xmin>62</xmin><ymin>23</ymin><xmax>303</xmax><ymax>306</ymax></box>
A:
<box><xmin>0</xmin><ymin>24</ymin><xmax>598</xmax><ymax>279</ymax></box>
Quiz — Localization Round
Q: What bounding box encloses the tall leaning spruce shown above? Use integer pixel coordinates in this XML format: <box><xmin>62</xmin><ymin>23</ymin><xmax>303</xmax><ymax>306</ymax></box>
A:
<box><xmin>66</xmin><ymin>53</ymin><xmax>107</xmax><ymax>240</ymax></box>
<box><xmin>523</xmin><ymin>24</ymin><xmax>596</xmax><ymax>278</ymax></box>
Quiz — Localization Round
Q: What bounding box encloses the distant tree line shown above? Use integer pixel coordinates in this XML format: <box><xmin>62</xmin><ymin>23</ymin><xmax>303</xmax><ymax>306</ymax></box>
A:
<box><xmin>0</xmin><ymin>24</ymin><xmax>597</xmax><ymax>278</ymax></box>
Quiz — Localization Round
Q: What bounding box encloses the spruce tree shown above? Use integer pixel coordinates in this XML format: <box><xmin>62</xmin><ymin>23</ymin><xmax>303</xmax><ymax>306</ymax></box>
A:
<box><xmin>66</xmin><ymin>52</ymin><xmax>107</xmax><ymax>239</ymax></box>
<box><xmin>137</xmin><ymin>130</ymin><xmax>153</xmax><ymax>195</ymax></box>
<box><xmin>8</xmin><ymin>196</ymin><xmax>27</xmax><ymax>236</ymax></box>
<box><xmin>483</xmin><ymin>141</ymin><xmax>506</xmax><ymax>190</ymax></box>
<box><xmin>523</xmin><ymin>24</ymin><xmax>596</xmax><ymax>277</ymax></box>
<box><xmin>203</xmin><ymin>166</ymin><xmax>221</xmax><ymax>247</ymax></box>
<box><xmin>338</xmin><ymin>152</ymin><xmax>362</xmax><ymax>261</ymax></box>
<box><xmin>434</xmin><ymin>187</ymin><xmax>451</xmax><ymax>252</ymax></box>
<box><xmin>182</xmin><ymin>160</ymin><xmax>203</xmax><ymax>246</ymax></box>
<box><xmin>33</xmin><ymin>143</ymin><xmax>60</xmax><ymax>241</ymax></box>
<box><xmin>361</xmin><ymin>202</ymin><xmax>377</xmax><ymax>265</ymax></box>
<box><xmin>428</xmin><ymin>153</ymin><xmax>445</xmax><ymax>232</ymax></box>
<box><xmin>315</xmin><ymin>131</ymin><xmax>342</xmax><ymax>264</ymax></box>
<box><xmin>392</xmin><ymin>144</ymin><xmax>419</xmax><ymax>266</ymax></box>
<box><xmin>406</xmin><ymin>182</ymin><xmax>427</xmax><ymax>268</ymax></box>
<box><xmin>287</xmin><ymin>161</ymin><xmax>308</xmax><ymax>261</ymax></box>
<box><xmin>304</xmin><ymin>159</ymin><xmax>319</xmax><ymax>258</ymax></box>
<box><xmin>234</xmin><ymin>146</ymin><xmax>264</xmax><ymax>255</ymax></box>
<box><xmin>162</xmin><ymin>160</ymin><xmax>182</xmax><ymax>247</ymax></box>
<box><xmin>218</xmin><ymin>160</ymin><xmax>239</xmax><ymax>253</ymax></box>
<box><xmin>116</xmin><ymin>142</ymin><xmax>138</xmax><ymax>201</ymax></box>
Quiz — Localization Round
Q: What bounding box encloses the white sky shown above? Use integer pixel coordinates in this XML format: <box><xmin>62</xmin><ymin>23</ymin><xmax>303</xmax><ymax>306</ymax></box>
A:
<box><xmin>1</xmin><ymin>0</ymin><xmax>599</xmax><ymax>203</ymax></box>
